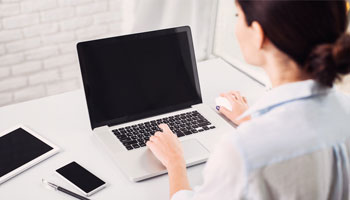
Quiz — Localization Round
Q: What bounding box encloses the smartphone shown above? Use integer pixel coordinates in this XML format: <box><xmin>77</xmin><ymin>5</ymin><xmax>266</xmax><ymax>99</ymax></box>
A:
<box><xmin>56</xmin><ymin>161</ymin><xmax>106</xmax><ymax>196</ymax></box>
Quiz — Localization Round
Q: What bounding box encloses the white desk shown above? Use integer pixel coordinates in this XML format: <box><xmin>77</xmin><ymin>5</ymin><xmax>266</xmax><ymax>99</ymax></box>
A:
<box><xmin>0</xmin><ymin>58</ymin><xmax>265</xmax><ymax>200</ymax></box>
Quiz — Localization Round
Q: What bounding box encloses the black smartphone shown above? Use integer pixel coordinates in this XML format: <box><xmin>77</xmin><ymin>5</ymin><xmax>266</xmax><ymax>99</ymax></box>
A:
<box><xmin>56</xmin><ymin>161</ymin><xmax>106</xmax><ymax>196</ymax></box>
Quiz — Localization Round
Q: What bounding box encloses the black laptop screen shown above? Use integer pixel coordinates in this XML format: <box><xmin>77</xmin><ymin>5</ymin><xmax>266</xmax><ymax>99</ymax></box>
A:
<box><xmin>77</xmin><ymin>27</ymin><xmax>202</xmax><ymax>129</ymax></box>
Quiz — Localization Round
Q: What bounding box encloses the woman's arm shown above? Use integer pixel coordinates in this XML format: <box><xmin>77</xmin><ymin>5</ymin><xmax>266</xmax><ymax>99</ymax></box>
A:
<box><xmin>146</xmin><ymin>124</ymin><xmax>191</xmax><ymax>198</ymax></box>
<box><xmin>167</xmin><ymin>161</ymin><xmax>191</xmax><ymax>198</ymax></box>
<box><xmin>148</xmin><ymin>129</ymin><xmax>247</xmax><ymax>200</ymax></box>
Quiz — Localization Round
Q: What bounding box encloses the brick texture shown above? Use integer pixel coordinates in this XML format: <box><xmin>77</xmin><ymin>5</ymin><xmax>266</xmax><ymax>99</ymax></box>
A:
<box><xmin>0</xmin><ymin>0</ymin><xmax>128</xmax><ymax>107</ymax></box>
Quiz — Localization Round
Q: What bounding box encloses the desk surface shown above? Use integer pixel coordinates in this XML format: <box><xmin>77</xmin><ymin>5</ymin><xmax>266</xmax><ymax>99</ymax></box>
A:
<box><xmin>0</xmin><ymin>58</ymin><xmax>265</xmax><ymax>200</ymax></box>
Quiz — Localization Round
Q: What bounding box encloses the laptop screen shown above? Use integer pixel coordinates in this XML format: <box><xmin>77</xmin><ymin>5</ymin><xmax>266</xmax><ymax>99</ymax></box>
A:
<box><xmin>77</xmin><ymin>26</ymin><xmax>202</xmax><ymax>129</ymax></box>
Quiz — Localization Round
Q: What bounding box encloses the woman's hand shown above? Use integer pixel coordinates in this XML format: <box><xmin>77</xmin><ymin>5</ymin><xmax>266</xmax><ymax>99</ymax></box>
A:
<box><xmin>146</xmin><ymin>124</ymin><xmax>191</xmax><ymax>197</ymax></box>
<box><xmin>146</xmin><ymin>124</ymin><xmax>185</xmax><ymax>170</ymax></box>
<box><xmin>217</xmin><ymin>91</ymin><xmax>251</xmax><ymax>125</ymax></box>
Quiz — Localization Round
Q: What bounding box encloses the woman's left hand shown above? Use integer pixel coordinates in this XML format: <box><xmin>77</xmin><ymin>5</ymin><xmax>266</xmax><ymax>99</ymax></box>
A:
<box><xmin>146</xmin><ymin>124</ymin><xmax>185</xmax><ymax>169</ymax></box>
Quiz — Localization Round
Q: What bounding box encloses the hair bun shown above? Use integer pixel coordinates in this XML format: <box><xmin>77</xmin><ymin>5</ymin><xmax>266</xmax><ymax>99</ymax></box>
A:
<box><xmin>305</xmin><ymin>33</ymin><xmax>350</xmax><ymax>87</ymax></box>
<box><xmin>333</xmin><ymin>33</ymin><xmax>350</xmax><ymax>75</ymax></box>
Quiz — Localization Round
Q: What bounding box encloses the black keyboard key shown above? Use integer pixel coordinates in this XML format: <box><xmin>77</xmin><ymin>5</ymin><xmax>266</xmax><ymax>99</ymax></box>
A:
<box><xmin>120</xmin><ymin>138</ymin><xmax>132</xmax><ymax>143</ymax></box>
<box><xmin>137</xmin><ymin>135</ymin><xmax>144</xmax><ymax>139</ymax></box>
<box><xmin>176</xmin><ymin>131</ymin><xmax>185</xmax><ymax>137</ymax></box>
<box><xmin>132</xmin><ymin>144</ymin><xmax>140</xmax><ymax>148</ymax></box>
<box><xmin>191</xmin><ymin>129</ymin><xmax>198</xmax><ymax>133</ymax></box>
<box><xmin>209</xmin><ymin>126</ymin><xmax>216</xmax><ymax>129</ymax></box>
<box><xmin>184</xmin><ymin>131</ymin><xmax>192</xmax><ymax>135</ymax></box>
<box><xmin>203</xmin><ymin>126</ymin><xmax>209</xmax><ymax>130</ymax></box>
<box><xmin>140</xmin><ymin>143</ymin><xmax>146</xmax><ymax>147</ymax></box>
<box><xmin>198</xmin><ymin>122</ymin><xmax>210</xmax><ymax>127</ymax></box>
<box><xmin>198</xmin><ymin>129</ymin><xmax>204</xmax><ymax>132</ymax></box>
<box><xmin>117</xmin><ymin>135</ymin><xmax>127</xmax><ymax>139</ymax></box>
<box><xmin>126</xmin><ymin>146</ymin><xmax>133</xmax><ymax>150</ymax></box>
<box><xmin>114</xmin><ymin>131</ymin><xmax>121</xmax><ymax>136</ymax></box>
<box><xmin>123</xmin><ymin>140</ymin><xmax>138</xmax><ymax>146</ymax></box>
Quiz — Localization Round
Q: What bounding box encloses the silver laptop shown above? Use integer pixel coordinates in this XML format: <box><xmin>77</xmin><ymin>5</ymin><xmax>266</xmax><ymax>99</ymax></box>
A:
<box><xmin>77</xmin><ymin>26</ymin><xmax>232</xmax><ymax>182</ymax></box>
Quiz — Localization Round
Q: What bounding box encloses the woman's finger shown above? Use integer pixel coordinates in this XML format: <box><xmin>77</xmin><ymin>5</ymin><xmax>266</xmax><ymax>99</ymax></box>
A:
<box><xmin>159</xmin><ymin>123</ymin><xmax>172</xmax><ymax>133</ymax></box>
<box><xmin>149</xmin><ymin>135</ymin><xmax>159</xmax><ymax>143</ymax></box>
<box><xmin>230</xmin><ymin>91</ymin><xmax>244</xmax><ymax>103</ymax></box>
<box><xmin>146</xmin><ymin>140</ymin><xmax>153</xmax><ymax>147</ymax></box>
<box><xmin>222</xmin><ymin>93</ymin><xmax>238</xmax><ymax>105</ymax></box>
<box><xmin>146</xmin><ymin>140</ymin><xmax>157</xmax><ymax>151</ymax></box>
<box><xmin>243</xmin><ymin>96</ymin><xmax>248</xmax><ymax>104</ymax></box>
<box><xmin>154</xmin><ymin>131</ymin><xmax>162</xmax><ymax>137</ymax></box>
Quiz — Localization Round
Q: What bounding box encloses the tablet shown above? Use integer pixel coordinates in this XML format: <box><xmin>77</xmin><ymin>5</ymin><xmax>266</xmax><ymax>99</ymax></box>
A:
<box><xmin>0</xmin><ymin>125</ymin><xmax>59</xmax><ymax>184</ymax></box>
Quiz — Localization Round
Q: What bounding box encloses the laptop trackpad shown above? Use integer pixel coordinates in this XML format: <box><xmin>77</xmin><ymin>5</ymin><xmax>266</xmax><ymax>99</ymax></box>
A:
<box><xmin>182</xmin><ymin>139</ymin><xmax>210</xmax><ymax>164</ymax></box>
<box><xmin>116</xmin><ymin>139</ymin><xmax>210</xmax><ymax>181</ymax></box>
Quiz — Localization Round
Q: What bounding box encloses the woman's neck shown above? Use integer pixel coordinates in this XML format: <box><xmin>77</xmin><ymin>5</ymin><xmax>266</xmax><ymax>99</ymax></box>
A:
<box><xmin>262</xmin><ymin>51</ymin><xmax>311</xmax><ymax>88</ymax></box>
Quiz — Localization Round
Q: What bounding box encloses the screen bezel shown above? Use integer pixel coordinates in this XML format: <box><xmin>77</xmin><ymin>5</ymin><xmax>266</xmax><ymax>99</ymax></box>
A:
<box><xmin>77</xmin><ymin>26</ymin><xmax>202</xmax><ymax>130</ymax></box>
<box><xmin>55</xmin><ymin>161</ymin><xmax>106</xmax><ymax>196</ymax></box>
<box><xmin>0</xmin><ymin>124</ymin><xmax>60</xmax><ymax>184</ymax></box>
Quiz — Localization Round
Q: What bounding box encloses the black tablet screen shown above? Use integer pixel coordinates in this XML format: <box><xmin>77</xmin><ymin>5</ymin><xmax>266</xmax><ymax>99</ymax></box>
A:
<box><xmin>0</xmin><ymin>128</ymin><xmax>53</xmax><ymax>177</ymax></box>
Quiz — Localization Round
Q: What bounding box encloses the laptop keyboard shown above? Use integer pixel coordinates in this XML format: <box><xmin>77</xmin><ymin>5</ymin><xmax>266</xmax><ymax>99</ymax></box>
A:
<box><xmin>112</xmin><ymin>111</ymin><xmax>216</xmax><ymax>151</ymax></box>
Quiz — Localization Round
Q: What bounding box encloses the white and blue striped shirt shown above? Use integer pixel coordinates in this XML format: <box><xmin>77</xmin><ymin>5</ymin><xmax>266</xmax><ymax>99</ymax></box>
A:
<box><xmin>172</xmin><ymin>80</ymin><xmax>350</xmax><ymax>200</ymax></box>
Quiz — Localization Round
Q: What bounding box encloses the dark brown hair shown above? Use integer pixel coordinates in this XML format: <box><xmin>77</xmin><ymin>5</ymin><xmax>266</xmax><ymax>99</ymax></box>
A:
<box><xmin>237</xmin><ymin>0</ymin><xmax>350</xmax><ymax>87</ymax></box>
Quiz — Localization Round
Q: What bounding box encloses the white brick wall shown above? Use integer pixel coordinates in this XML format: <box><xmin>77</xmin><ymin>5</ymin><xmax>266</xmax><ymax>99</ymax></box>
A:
<box><xmin>0</xmin><ymin>0</ymin><xmax>128</xmax><ymax>107</ymax></box>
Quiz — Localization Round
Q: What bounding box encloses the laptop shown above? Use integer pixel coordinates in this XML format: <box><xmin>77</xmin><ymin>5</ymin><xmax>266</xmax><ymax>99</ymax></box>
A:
<box><xmin>77</xmin><ymin>26</ymin><xmax>232</xmax><ymax>182</ymax></box>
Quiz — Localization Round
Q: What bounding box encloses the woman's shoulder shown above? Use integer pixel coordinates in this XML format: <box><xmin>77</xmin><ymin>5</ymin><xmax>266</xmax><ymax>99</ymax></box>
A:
<box><xmin>231</xmin><ymin>90</ymin><xmax>350</xmax><ymax>172</ymax></box>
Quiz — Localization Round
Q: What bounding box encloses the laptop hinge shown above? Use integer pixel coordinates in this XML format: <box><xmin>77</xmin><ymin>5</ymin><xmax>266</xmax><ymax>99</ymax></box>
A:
<box><xmin>93</xmin><ymin>125</ymin><xmax>109</xmax><ymax>134</ymax></box>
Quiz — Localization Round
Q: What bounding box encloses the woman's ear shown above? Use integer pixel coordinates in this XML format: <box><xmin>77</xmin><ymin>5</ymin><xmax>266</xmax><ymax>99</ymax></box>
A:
<box><xmin>251</xmin><ymin>21</ymin><xmax>265</xmax><ymax>50</ymax></box>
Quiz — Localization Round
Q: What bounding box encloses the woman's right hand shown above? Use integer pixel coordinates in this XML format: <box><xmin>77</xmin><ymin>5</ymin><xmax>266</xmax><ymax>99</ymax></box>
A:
<box><xmin>217</xmin><ymin>91</ymin><xmax>250</xmax><ymax>125</ymax></box>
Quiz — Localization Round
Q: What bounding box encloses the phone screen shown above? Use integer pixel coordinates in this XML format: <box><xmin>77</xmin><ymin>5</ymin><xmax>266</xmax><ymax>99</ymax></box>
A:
<box><xmin>56</xmin><ymin>161</ymin><xmax>105</xmax><ymax>194</ymax></box>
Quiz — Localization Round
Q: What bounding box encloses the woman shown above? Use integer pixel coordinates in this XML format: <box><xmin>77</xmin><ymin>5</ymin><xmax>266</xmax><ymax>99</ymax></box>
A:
<box><xmin>146</xmin><ymin>1</ymin><xmax>350</xmax><ymax>199</ymax></box>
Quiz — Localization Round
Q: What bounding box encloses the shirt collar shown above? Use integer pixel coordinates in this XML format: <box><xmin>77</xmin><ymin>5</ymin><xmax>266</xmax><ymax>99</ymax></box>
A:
<box><xmin>238</xmin><ymin>79</ymin><xmax>331</xmax><ymax>120</ymax></box>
